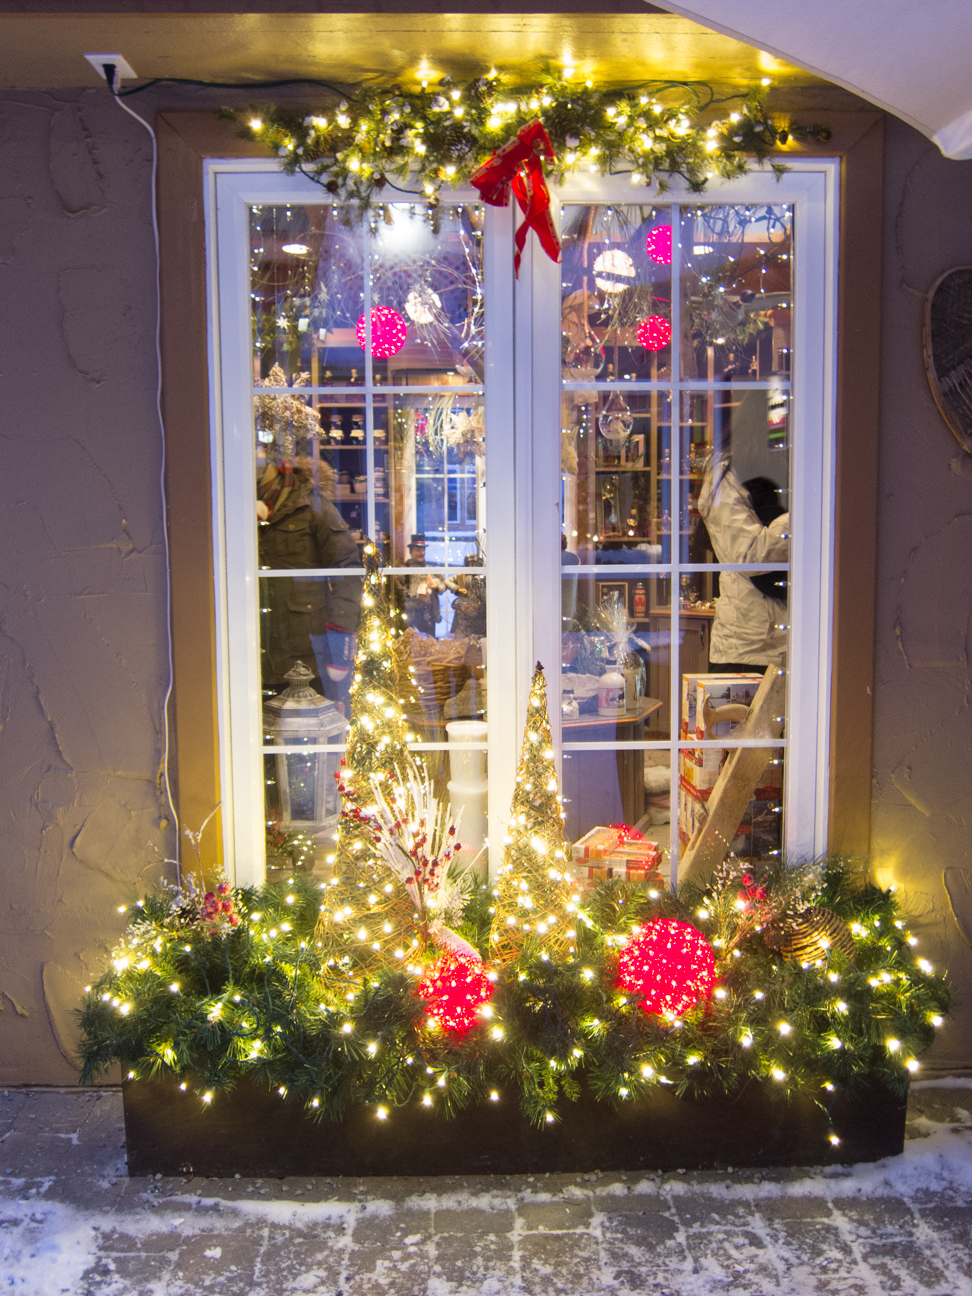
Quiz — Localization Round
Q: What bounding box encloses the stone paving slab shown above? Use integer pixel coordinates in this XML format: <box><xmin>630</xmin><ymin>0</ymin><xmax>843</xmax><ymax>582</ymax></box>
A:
<box><xmin>0</xmin><ymin>1084</ymin><xmax>971</xmax><ymax>1294</ymax></box>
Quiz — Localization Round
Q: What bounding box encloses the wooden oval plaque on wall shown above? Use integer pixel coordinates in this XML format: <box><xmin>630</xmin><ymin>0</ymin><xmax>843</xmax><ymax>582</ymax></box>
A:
<box><xmin>925</xmin><ymin>266</ymin><xmax>972</xmax><ymax>454</ymax></box>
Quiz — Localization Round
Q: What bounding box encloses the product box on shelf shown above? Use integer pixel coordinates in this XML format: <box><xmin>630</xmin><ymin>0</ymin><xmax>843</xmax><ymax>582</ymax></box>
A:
<box><xmin>679</xmin><ymin>752</ymin><xmax>722</xmax><ymax>799</ymax></box>
<box><xmin>680</xmin><ymin>673</ymin><xmax>727</xmax><ymax>739</ymax></box>
<box><xmin>679</xmin><ymin>758</ymin><xmax>782</xmax><ymax>836</ymax></box>
<box><xmin>694</xmin><ymin>675</ymin><xmax>762</xmax><ymax>740</ymax></box>
<box><xmin>679</xmin><ymin>781</ymin><xmax>783</xmax><ymax>855</ymax></box>
<box><xmin>571</xmin><ymin>826</ymin><xmax>664</xmax><ymax>884</ymax></box>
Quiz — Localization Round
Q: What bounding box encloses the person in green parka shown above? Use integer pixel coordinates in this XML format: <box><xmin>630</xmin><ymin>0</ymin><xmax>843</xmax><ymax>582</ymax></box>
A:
<box><xmin>257</xmin><ymin>461</ymin><xmax>362</xmax><ymax>709</ymax></box>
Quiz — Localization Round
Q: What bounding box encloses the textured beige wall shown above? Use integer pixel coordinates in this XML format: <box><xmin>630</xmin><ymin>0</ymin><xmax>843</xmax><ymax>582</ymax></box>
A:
<box><xmin>0</xmin><ymin>88</ymin><xmax>171</xmax><ymax>1084</ymax></box>
<box><xmin>3</xmin><ymin>90</ymin><xmax>972</xmax><ymax>1083</ymax></box>
<box><xmin>870</xmin><ymin>116</ymin><xmax>972</xmax><ymax>1076</ymax></box>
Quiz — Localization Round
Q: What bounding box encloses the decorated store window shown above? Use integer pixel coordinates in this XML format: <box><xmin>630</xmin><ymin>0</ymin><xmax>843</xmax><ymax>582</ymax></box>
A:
<box><xmin>558</xmin><ymin>196</ymin><xmax>807</xmax><ymax>886</ymax></box>
<box><xmin>213</xmin><ymin>173</ymin><xmax>494</xmax><ymax>884</ymax></box>
<box><xmin>210</xmin><ymin>153</ymin><xmax>833</xmax><ymax>889</ymax></box>
<box><xmin>74</xmin><ymin>91</ymin><xmax>949</xmax><ymax>1157</ymax></box>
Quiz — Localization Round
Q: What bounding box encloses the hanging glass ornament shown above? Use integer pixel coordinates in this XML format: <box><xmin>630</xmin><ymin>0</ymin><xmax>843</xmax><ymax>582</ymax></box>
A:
<box><xmin>598</xmin><ymin>390</ymin><xmax>634</xmax><ymax>445</ymax></box>
<box><xmin>564</xmin><ymin>323</ymin><xmax>607</xmax><ymax>381</ymax></box>
<box><xmin>456</xmin><ymin>336</ymin><xmax>485</xmax><ymax>382</ymax></box>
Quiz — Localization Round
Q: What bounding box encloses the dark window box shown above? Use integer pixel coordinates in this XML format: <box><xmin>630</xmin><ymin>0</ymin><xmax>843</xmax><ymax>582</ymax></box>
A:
<box><xmin>122</xmin><ymin>1075</ymin><xmax>905</xmax><ymax>1178</ymax></box>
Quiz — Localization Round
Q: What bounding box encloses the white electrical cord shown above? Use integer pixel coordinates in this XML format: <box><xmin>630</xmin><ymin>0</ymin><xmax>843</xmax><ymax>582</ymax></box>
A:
<box><xmin>106</xmin><ymin>69</ymin><xmax>180</xmax><ymax>881</ymax></box>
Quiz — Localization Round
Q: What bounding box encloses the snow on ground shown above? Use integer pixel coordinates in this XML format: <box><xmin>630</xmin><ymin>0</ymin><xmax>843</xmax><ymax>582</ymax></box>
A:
<box><xmin>1</xmin><ymin>1084</ymin><xmax>972</xmax><ymax>1295</ymax></box>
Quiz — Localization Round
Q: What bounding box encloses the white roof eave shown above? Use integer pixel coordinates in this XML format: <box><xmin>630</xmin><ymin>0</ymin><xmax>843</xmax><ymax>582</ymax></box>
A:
<box><xmin>655</xmin><ymin>0</ymin><xmax>972</xmax><ymax>159</ymax></box>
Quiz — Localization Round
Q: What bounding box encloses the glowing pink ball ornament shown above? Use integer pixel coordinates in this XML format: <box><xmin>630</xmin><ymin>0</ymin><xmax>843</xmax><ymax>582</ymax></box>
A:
<box><xmin>416</xmin><ymin>954</ymin><xmax>494</xmax><ymax>1036</ymax></box>
<box><xmin>356</xmin><ymin>305</ymin><xmax>408</xmax><ymax>359</ymax></box>
<box><xmin>645</xmin><ymin>224</ymin><xmax>673</xmax><ymax>266</ymax></box>
<box><xmin>617</xmin><ymin>918</ymin><xmax>716</xmax><ymax>1018</ymax></box>
<box><xmin>637</xmin><ymin>315</ymin><xmax>672</xmax><ymax>352</ymax></box>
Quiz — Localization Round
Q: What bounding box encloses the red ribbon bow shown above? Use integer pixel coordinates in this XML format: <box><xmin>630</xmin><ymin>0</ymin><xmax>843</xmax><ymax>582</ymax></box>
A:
<box><xmin>470</xmin><ymin>118</ymin><xmax>561</xmax><ymax>278</ymax></box>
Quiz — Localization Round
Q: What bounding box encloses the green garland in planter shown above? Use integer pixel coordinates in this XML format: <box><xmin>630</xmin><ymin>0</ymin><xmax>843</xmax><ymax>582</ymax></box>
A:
<box><xmin>78</xmin><ymin>856</ymin><xmax>949</xmax><ymax>1144</ymax></box>
<box><xmin>223</xmin><ymin>70</ymin><xmax>830</xmax><ymax>211</ymax></box>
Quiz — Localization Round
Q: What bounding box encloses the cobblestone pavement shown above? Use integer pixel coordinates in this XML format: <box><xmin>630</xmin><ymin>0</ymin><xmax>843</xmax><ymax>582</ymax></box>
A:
<box><xmin>1</xmin><ymin>1084</ymin><xmax>971</xmax><ymax>1295</ymax></box>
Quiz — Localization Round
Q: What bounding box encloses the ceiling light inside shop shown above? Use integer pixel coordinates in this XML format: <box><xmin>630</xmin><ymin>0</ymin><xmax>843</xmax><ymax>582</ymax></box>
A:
<box><xmin>282</xmin><ymin>243</ymin><xmax>309</xmax><ymax>255</ymax></box>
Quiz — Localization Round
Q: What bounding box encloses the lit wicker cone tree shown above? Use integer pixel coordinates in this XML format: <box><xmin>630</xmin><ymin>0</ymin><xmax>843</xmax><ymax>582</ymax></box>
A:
<box><xmin>489</xmin><ymin>662</ymin><xmax>578</xmax><ymax>963</ymax></box>
<box><xmin>315</xmin><ymin>541</ymin><xmax>419</xmax><ymax>985</ymax></box>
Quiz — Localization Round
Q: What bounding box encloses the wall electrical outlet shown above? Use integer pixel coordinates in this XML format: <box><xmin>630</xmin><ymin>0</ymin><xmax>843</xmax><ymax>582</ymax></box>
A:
<box><xmin>84</xmin><ymin>53</ymin><xmax>138</xmax><ymax>83</ymax></box>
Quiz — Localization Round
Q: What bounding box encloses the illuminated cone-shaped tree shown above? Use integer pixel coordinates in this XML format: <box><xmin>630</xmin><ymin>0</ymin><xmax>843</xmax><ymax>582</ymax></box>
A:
<box><xmin>489</xmin><ymin>663</ymin><xmax>578</xmax><ymax>964</ymax></box>
<box><xmin>315</xmin><ymin>541</ymin><xmax>418</xmax><ymax>973</ymax></box>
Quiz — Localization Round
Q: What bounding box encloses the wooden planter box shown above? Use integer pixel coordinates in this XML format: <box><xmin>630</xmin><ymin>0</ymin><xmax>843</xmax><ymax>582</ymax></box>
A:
<box><xmin>122</xmin><ymin>1075</ymin><xmax>906</xmax><ymax>1178</ymax></box>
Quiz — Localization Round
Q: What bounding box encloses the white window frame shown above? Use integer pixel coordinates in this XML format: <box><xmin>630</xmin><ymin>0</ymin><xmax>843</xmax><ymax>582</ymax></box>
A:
<box><xmin>205</xmin><ymin>157</ymin><xmax>838</xmax><ymax>886</ymax></box>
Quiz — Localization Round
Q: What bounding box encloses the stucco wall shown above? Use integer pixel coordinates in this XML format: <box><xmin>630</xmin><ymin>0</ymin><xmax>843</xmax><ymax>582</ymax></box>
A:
<box><xmin>870</xmin><ymin>115</ymin><xmax>972</xmax><ymax>1075</ymax></box>
<box><xmin>0</xmin><ymin>88</ymin><xmax>172</xmax><ymax>1083</ymax></box>
<box><xmin>2</xmin><ymin>89</ymin><xmax>972</xmax><ymax>1083</ymax></box>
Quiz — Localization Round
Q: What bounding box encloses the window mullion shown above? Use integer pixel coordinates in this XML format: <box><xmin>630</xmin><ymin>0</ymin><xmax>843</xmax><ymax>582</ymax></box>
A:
<box><xmin>668</xmin><ymin>201</ymin><xmax>683</xmax><ymax>886</ymax></box>
<box><xmin>483</xmin><ymin>201</ymin><xmax>518</xmax><ymax>877</ymax></box>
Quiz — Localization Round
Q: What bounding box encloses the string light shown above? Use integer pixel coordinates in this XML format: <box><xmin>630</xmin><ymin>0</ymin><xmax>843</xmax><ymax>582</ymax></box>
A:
<box><xmin>617</xmin><ymin>919</ymin><xmax>716</xmax><ymax>1018</ymax></box>
<box><xmin>645</xmin><ymin>224</ymin><xmax>673</xmax><ymax>265</ymax></box>
<box><xmin>417</xmin><ymin>955</ymin><xmax>494</xmax><ymax>1035</ymax></box>
<box><xmin>490</xmin><ymin>665</ymin><xmax>576</xmax><ymax>963</ymax></box>
<box><xmin>355</xmin><ymin>306</ymin><xmax>407</xmax><ymax>359</ymax></box>
<box><xmin>637</xmin><ymin>315</ymin><xmax>672</xmax><ymax>351</ymax></box>
<box><xmin>80</xmin><ymin>545</ymin><xmax>951</xmax><ymax>1147</ymax></box>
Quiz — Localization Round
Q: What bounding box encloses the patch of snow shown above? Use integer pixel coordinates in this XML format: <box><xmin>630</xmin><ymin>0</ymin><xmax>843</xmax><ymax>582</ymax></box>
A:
<box><xmin>0</xmin><ymin>1200</ymin><xmax>100</xmax><ymax>1296</ymax></box>
<box><xmin>2</xmin><ymin>1112</ymin><xmax>972</xmax><ymax>1295</ymax></box>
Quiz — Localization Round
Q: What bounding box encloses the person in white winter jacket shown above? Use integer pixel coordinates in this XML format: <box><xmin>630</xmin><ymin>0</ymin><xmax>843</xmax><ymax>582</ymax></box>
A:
<box><xmin>697</xmin><ymin>455</ymin><xmax>789</xmax><ymax>671</ymax></box>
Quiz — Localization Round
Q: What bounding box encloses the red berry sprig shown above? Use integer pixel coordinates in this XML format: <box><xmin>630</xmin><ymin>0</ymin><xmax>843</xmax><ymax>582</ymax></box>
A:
<box><xmin>199</xmin><ymin>882</ymin><xmax>240</xmax><ymax>929</ymax></box>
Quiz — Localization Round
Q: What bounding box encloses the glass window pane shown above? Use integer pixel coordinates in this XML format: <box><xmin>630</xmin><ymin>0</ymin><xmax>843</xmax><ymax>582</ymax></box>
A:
<box><xmin>444</xmin><ymin>734</ymin><xmax>489</xmax><ymax>869</ymax></box>
<box><xmin>396</xmin><ymin>572</ymin><xmax>487</xmax><ymax>737</ymax></box>
<box><xmin>678</xmin><ymin>741</ymin><xmax>785</xmax><ymax>867</ymax></box>
<box><xmin>680</xmin><ymin>388</ymin><xmax>790</xmax><ymax>515</ymax></box>
<box><xmin>561</xmin><ymin>573</ymin><xmax>668</xmax><ymax>740</ymax></box>
<box><xmin>314</xmin><ymin>393</ymin><xmax>371</xmax><ymax>542</ymax></box>
<box><xmin>250</xmin><ymin>204</ymin><xmax>365</xmax><ymax>386</ymax></box>
<box><xmin>680</xmin><ymin>204</ymin><xmax>793</xmax><ymax>381</ymax></box>
<box><xmin>563</xmin><ymin>747</ymin><xmax>669</xmax><ymax>879</ymax></box>
<box><xmin>562</xmin><ymin>390</ymin><xmax>672</xmax><ymax>562</ymax></box>
<box><xmin>678</xmin><ymin>389</ymin><xmax>790</xmax><ymax>704</ymax></box>
<box><xmin>249</xmin><ymin>202</ymin><xmax>485</xmax><ymax>389</ymax></box>
<box><xmin>367</xmin><ymin>203</ymin><xmax>485</xmax><ymax>387</ymax></box>
<box><xmin>561</xmin><ymin>204</ymin><xmax>674</xmax><ymax>383</ymax></box>
<box><xmin>387</xmin><ymin>393</ymin><xmax>484</xmax><ymax>568</ymax></box>
<box><xmin>259</xmin><ymin>573</ymin><xmax>363</xmax><ymax>713</ymax></box>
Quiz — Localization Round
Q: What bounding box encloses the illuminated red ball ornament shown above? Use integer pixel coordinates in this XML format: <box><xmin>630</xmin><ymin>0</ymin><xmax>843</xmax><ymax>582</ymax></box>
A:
<box><xmin>416</xmin><ymin>954</ymin><xmax>494</xmax><ymax>1036</ymax></box>
<box><xmin>356</xmin><ymin>305</ymin><xmax>408</xmax><ymax>359</ymax></box>
<box><xmin>617</xmin><ymin>918</ymin><xmax>716</xmax><ymax>1018</ymax></box>
<box><xmin>637</xmin><ymin>315</ymin><xmax>672</xmax><ymax>351</ymax></box>
<box><xmin>645</xmin><ymin>224</ymin><xmax>673</xmax><ymax>265</ymax></box>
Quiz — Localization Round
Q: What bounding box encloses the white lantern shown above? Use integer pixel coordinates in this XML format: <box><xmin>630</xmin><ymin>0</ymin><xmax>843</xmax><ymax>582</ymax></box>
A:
<box><xmin>263</xmin><ymin>661</ymin><xmax>347</xmax><ymax>832</ymax></box>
